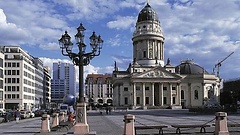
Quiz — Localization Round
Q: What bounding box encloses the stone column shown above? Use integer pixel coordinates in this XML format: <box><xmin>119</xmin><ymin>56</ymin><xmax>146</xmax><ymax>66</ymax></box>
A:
<box><xmin>169</xmin><ymin>83</ymin><xmax>172</xmax><ymax>106</ymax></box>
<box><xmin>59</xmin><ymin>112</ymin><xmax>65</xmax><ymax>123</ymax></box>
<box><xmin>142</xmin><ymin>83</ymin><xmax>146</xmax><ymax>109</ymax></box>
<box><xmin>151</xmin><ymin>83</ymin><xmax>155</xmax><ymax>106</ymax></box>
<box><xmin>188</xmin><ymin>83</ymin><xmax>191</xmax><ymax>107</ymax></box>
<box><xmin>160</xmin><ymin>83</ymin><xmax>163</xmax><ymax>106</ymax></box>
<box><xmin>133</xmin><ymin>83</ymin><xmax>136</xmax><ymax>108</ymax></box>
<box><xmin>52</xmin><ymin>113</ymin><xmax>59</xmax><ymax>128</ymax></box>
<box><xmin>215</xmin><ymin>112</ymin><xmax>229</xmax><ymax>135</ymax></box>
<box><xmin>177</xmin><ymin>84</ymin><xmax>181</xmax><ymax>106</ymax></box>
<box><xmin>123</xmin><ymin>114</ymin><xmax>135</xmax><ymax>135</ymax></box>
<box><xmin>40</xmin><ymin>114</ymin><xmax>50</xmax><ymax>133</ymax></box>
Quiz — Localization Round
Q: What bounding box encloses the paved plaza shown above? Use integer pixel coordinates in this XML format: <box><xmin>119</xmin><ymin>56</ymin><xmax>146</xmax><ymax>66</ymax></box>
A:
<box><xmin>0</xmin><ymin>109</ymin><xmax>240</xmax><ymax>135</ymax></box>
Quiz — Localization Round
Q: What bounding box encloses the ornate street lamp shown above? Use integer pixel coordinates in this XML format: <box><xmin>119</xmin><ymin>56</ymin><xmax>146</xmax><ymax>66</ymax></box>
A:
<box><xmin>59</xmin><ymin>23</ymin><xmax>103</xmax><ymax>134</ymax></box>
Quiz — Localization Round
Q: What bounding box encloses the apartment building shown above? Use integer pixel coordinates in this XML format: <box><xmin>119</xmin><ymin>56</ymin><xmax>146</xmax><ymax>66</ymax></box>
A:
<box><xmin>43</xmin><ymin>66</ymin><xmax>51</xmax><ymax>109</ymax></box>
<box><xmin>3</xmin><ymin>46</ymin><xmax>44</xmax><ymax>110</ymax></box>
<box><xmin>85</xmin><ymin>74</ymin><xmax>113</xmax><ymax>106</ymax></box>
<box><xmin>0</xmin><ymin>47</ymin><xmax>4</xmax><ymax>111</ymax></box>
<box><xmin>51</xmin><ymin>62</ymin><xmax>76</xmax><ymax>104</ymax></box>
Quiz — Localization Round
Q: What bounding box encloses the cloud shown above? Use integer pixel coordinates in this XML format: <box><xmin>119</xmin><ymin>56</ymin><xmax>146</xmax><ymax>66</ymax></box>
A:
<box><xmin>0</xmin><ymin>9</ymin><xmax>31</xmax><ymax>45</ymax></box>
<box><xmin>107</xmin><ymin>16</ymin><xmax>136</xmax><ymax>30</ymax></box>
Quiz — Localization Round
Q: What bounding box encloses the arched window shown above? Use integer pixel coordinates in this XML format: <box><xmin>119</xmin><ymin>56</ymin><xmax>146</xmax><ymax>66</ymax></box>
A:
<box><xmin>194</xmin><ymin>90</ymin><xmax>199</xmax><ymax>100</ymax></box>
<box><xmin>181</xmin><ymin>90</ymin><xmax>184</xmax><ymax>99</ymax></box>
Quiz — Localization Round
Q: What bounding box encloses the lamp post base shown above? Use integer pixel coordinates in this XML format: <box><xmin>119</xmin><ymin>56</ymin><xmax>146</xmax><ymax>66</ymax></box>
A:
<box><xmin>74</xmin><ymin>102</ymin><xmax>89</xmax><ymax>135</ymax></box>
<box><xmin>74</xmin><ymin>123</ymin><xmax>89</xmax><ymax>135</ymax></box>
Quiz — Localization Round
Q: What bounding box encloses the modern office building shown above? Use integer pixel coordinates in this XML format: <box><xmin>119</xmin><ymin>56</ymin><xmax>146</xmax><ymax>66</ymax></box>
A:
<box><xmin>0</xmin><ymin>46</ymin><xmax>4</xmax><ymax>111</ymax></box>
<box><xmin>43</xmin><ymin>66</ymin><xmax>51</xmax><ymax>109</ymax></box>
<box><xmin>85</xmin><ymin>74</ymin><xmax>113</xmax><ymax>106</ymax></box>
<box><xmin>51</xmin><ymin>62</ymin><xmax>76</xmax><ymax>104</ymax></box>
<box><xmin>3</xmin><ymin>46</ymin><xmax>45</xmax><ymax>110</ymax></box>
<box><xmin>112</xmin><ymin>2</ymin><xmax>220</xmax><ymax>109</ymax></box>
<box><xmin>33</xmin><ymin>58</ymin><xmax>44</xmax><ymax>109</ymax></box>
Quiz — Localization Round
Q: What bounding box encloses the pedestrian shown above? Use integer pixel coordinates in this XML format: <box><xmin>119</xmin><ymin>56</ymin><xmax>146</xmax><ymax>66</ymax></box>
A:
<box><xmin>15</xmin><ymin>110</ymin><xmax>20</xmax><ymax>123</ymax></box>
<box><xmin>68</xmin><ymin>111</ymin><xmax>75</xmax><ymax>124</ymax></box>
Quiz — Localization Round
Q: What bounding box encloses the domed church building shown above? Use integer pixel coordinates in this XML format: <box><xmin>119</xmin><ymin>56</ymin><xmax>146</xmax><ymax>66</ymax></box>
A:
<box><xmin>112</xmin><ymin>2</ymin><xmax>220</xmax><ymax>109</ymax></box>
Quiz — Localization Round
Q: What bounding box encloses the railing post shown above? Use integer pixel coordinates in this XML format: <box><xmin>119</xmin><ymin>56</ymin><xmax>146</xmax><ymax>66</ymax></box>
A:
<box><xmin>40</xmin><ymin>114</ymin><xmax>50</xmax><ymax>133</ymax></box>
<box><xmin>123</xmin><ymin>114</ymin><xmax>135</xmax><ymax>135</ymax></box>
<box><xmin>52</xmin><ymin>113</ymin><xmax>59</xmax><ymax>128</ymax></box>
<box><xmin>215</xmin><ymin>112</ymin><xmax>229</xmax><ymax>135</ymax></box>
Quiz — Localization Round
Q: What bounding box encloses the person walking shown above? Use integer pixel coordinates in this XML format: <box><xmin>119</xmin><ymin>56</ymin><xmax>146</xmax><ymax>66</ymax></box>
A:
<box><xmin>15</xmin><ymin>110</ymin><xmax>20</xmax><ymax>123</ymax></box>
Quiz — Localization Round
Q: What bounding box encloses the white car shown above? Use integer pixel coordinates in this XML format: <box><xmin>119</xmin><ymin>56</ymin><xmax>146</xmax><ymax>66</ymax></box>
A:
<box><xmin>30</xmin><ymin>111</ymin><xmax>35</xmax><ymax>118</ymax></box>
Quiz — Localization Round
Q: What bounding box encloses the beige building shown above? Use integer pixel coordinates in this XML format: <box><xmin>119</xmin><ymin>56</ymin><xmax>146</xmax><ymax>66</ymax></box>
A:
<box><xmin>112</xmin><ymin>3</ymin><xmax>220</xmax><ymax>109</ymax></box>
<box><xmin>85</xmin><ymin>74</ymin><xmax>113</xmax><ymax>106</ymax></box>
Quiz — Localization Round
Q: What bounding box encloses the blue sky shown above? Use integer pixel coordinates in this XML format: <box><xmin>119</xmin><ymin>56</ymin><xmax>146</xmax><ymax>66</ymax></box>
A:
<box><xmin>0</xmin><ymin>0</ymin><xmax>240</xmax><ymax>81</ymax></box>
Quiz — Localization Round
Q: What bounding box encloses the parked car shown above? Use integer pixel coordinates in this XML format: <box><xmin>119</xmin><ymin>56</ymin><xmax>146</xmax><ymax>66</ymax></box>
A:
<box><xmin>0</xmin><ymin>112</ymin><xmax>4</xmax><ymax>123</ymax></box>
<box><xmin>20</xmin><ymin>110</ymin><xmax>31</xmax><ymax>119</ymax></box>
<box><xmin>2</xmin><ymin>112</ymin><xmax>15</xmax><ymax>122</ymax></box>
<box><xmin>33</xmin><ymin>110</ymin><xmax>45</xmax><ymax>117</ymax></box>
<box><xmin>30</xmin><ymin>111</ymin><xmax>35</xmax><ymax>118</ymax></box>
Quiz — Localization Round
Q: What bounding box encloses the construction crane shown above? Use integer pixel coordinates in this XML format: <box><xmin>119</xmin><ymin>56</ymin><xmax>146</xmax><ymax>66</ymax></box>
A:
<box><xmin>214</xmin><ymin>51</ymin><xmax>234</xmax><ymax>78</ymax></box>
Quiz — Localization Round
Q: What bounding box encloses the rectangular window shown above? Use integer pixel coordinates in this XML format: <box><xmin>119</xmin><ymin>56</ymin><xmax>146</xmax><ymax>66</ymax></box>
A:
<box><xmin>145</xmin><ymin>86</ymin><xmax>149</xmax><ymax>90</ymax></box>
<box><xmin>163</xmin><ymin>97</ymin><xmax>167</xmax><ymax>104</ymax></box>
<box><xmin>124</xmin><ymin>97</ymin><xmax>128</xmax><ymax>104</ymax></box>
<box><xmin>163</xmin><ymin>87</ymin><xmax>167</xmax><ymax>90</ymax></box>
<box><xmin>12</xmin><ymin>63</ymin><xmax>16</xmax><ymax>67</ymax></box>
<box><xmin>136</xmin><ymin>86</ymin><xmax>140</xmax><ymax>91</ymax></box>
<box><xmin>173</xmin><ymin>97</ymin><xmax>176</xmax><ymax>104</ymax></box>
<box><xmin>0</xmin><ymin>91</ymin><xmax>3</xmax><ymax>100</ymax></box>
<box><xmin>12</xmin><ymin>94</ymin><xmax>16</xmax><ymax>99</ymax></box>
<box><xmin>137</xmin><ymin>97</ymin><xmax>140</xmax><ymax>104</ymax></box>
<box><xmin>172</xmin><ymin>87</ymin><xmax>176</xmax><ymax>90</ymax></box>
<box><xmin>146</xmin><ymin>97</ymin><xmax>149</xmax><ymax>104</ymax></box>
<box><xmin>0</xmin><ymin>80</ymin><xmax>2</xmax><ymax>89</ymax></box>
<box><xmin>0</xmin><ymin>69</ymin><xmax>3</xmax><ymax>78</ymax></box>
<box><xmin>0</xmin><ymin>58</ymin><xmax>3</xmax><ymax>68</ymax></box>
<box><xmin>7</xmin><ymin>86</ymin><xmax>11</xmax><ymax>91</ymax></box>
<box><xmin>12</xmin><ymin>70</ymin><xmax>16</xmax><ymax>75</ymax></box>
<box><xmin>12</xmin><ymin>78</ymin><xmax>16</xmax><ymax>83</ymax></box>
<box><xmin>124</xmin><ymin>87</ymin><xmax>128</xmax><ymax>91</ymax></box>
<box><xmin>143</xmin><ymin>51</ymin><xmax>146</xmax><ymax>58</ymax></box>
<box><xmin>12</xmin><ymin>86</ymin><xmax>16</xmax><ymax>91</ymax></box>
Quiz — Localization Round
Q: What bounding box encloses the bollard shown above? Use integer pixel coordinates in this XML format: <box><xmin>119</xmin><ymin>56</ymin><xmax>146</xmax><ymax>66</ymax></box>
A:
<box><xmin>215</xmin><ymin>112</ymin><xmax>229</xmax><ymax>135</ymax></box>
<box><xmin>52</xmin><ymin>113</ymin><xmax>59</xmax><ymax>128</ymax></box>
<box><xmin>123</xmin><ymin>114</ymin><xmax>135</xmax><ymax>135</ymax></box>
<box><xmin>59</xmin><ymin>112</ymin><xmax>66</xmax><ymax>122</ymax></box>
<box><xmin>40</xmin><ymin>114</ymin><xmax>50</xmax><ymax>133</ymax></box>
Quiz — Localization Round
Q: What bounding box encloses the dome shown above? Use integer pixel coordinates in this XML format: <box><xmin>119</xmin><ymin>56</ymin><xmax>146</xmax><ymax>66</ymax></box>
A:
<box><xmin>137</xmin><ymin>3</ymin><xmax>159</xmax><ymax>23</ymax></box>
<box><xmin>175</xmin><ymin>60</ymin><xmax>209</xmax><ymax>75</ymax></box>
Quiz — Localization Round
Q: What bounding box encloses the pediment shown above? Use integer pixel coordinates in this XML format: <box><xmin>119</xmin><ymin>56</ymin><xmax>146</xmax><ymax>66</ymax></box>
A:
<box><xmin>132</xmin><ymin>67</ymin><xmax>181</xmax><ymax>79</ymax></box>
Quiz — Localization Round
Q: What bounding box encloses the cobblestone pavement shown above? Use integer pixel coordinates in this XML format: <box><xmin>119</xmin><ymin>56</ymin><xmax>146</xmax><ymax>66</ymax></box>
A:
<box><xmin>87</xmin><ymin>109</ymin><xmax>240</xmax><ymax>135</ymax></box>
<box><xmin>1</xmin><ymin>109</ymin><xmax>240</xmax><ymax>135</ymax></box>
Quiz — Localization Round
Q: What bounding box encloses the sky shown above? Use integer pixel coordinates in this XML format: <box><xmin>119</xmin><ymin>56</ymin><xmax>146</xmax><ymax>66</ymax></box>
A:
<box><xmin>0</xmin><ymin>0</ymin><xmax>240</xmax><ymax>84</ymax></box>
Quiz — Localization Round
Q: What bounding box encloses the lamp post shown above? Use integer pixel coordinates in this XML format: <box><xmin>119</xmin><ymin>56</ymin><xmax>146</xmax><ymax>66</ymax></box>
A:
<box><xmin>59</xmin><ymin>23</ymin><xmax>103</xmax><ymax>134</ymax></box>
